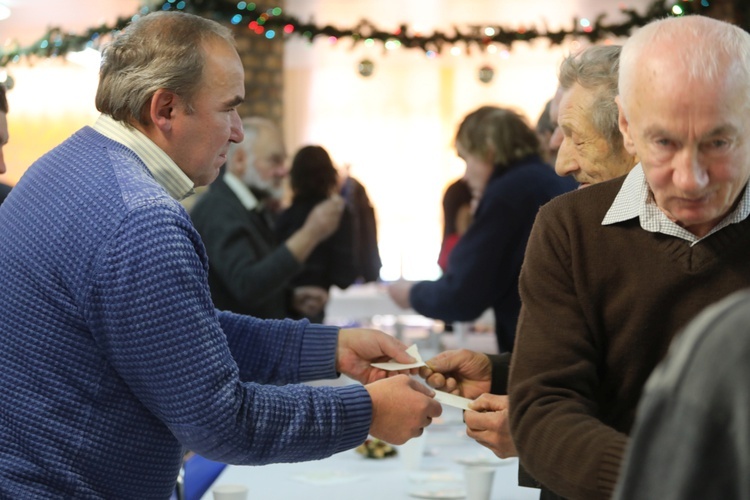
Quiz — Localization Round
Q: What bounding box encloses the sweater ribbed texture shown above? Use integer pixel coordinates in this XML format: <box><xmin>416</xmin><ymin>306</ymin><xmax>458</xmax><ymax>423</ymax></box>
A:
<box><xmin>0</xmin><ymin>127</ymin><xmax>371</xmax><ymax>499</ymax></box>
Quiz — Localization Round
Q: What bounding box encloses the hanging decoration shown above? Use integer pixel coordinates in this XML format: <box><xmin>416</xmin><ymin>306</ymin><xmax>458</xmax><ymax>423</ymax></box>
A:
<box><xmin>477</xmin><ymin>65</ymin><xmax>495</xmax><ymax>84</ymax></box>
<box><xmin>357</xmin><ymin>59</ymin><xmax>375</xmax><ymax>77</ymax></box>
<box><xmin>0</xmin><ymin>0</ymin><xmax>717</xmax><ymax>68</ymax></box>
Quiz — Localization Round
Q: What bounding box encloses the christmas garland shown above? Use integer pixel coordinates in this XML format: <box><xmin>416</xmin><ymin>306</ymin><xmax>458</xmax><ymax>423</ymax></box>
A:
<box><xmin>0</xmin><ymin>0</ymin><xmax>714</xmax><ymax>68</ymax></box>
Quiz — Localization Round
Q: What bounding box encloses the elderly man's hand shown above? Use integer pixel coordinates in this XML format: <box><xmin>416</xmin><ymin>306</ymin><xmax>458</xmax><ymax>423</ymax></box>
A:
<box><xmin>465</xmin><ymin>394</ymin><xmax>517</xmax><ymax>458</ymax></box>
<box><xmin>419</xmin><ymin>349</ymin><xmax>492</xmax><ymax>399</ymax></box>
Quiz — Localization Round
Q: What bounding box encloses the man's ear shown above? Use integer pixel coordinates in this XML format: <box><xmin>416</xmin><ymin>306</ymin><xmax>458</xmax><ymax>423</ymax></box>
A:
<box><xmin>616</xmin><ymin>95</ymin><xmax>637</xmax><ymax>157</ymax></box>
<box><xmin>149</xmin><ymin>89</ymin><xmax>178</xmax><ymax>133</ymax></box>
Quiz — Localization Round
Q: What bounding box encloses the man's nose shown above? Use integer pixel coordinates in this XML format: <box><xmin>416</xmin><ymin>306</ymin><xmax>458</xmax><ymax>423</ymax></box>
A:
<box><xmin>554</xmin><ymin>139</ymin><xmax>578</xmax><ymax>178</ymax></box>
<box><xmin>672</xmin><ymin>148</ymin><xmax>708</xmax><ymax>193</ymax></box>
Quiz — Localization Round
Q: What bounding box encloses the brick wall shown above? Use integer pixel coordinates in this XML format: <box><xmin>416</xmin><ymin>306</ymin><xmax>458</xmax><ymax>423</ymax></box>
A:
<box><xmin>232</xmin><ymin>1</ymin><xmax>285</xmax><ymax>124</ymax></box>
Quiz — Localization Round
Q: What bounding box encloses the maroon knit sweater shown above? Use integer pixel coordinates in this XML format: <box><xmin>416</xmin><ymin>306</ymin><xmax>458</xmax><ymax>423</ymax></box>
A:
<box><xmin>509</xmin><ymin>176</ymin><xmax>750</xmax><ymax>500</ymax></box>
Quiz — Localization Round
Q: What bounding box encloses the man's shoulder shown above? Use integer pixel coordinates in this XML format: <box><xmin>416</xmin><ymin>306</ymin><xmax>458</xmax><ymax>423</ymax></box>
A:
<box><xmin>190</xmin><ymin>178</ymin><xmax>238</xmax><ymax>214</ymax></box>
<box><xmin>541</xmin><ymin>175</ymin><xmax>625</xmax><ymax>217</ymax></box>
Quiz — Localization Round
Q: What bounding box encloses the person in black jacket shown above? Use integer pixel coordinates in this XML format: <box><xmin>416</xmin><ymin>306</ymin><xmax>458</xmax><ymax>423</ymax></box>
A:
<box><xmin>276</xmin><ymin>145</ymin><xmax>357</xmax><ymax>323</ymax></box>
<box><xmin>0</xmin><ymin>84</ymin><xmax>12</xmax><ymax>206</ymax></box>
<box><xmin>191</xmin><ymin>118</ymin><xmax>345</xmax><ymax>320</ymax></box>
<box><xmin>339</xmin><ymin>172</ymin><xmax>382</xmax><ymax>283</ymax></box>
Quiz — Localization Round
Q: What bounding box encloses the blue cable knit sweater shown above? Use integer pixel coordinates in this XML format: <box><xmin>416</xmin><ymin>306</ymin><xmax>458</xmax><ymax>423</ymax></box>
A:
<box><xmin>0</xmin><ymin>127</ymin><xmax>372</xmax><ymax>499</ymax></box>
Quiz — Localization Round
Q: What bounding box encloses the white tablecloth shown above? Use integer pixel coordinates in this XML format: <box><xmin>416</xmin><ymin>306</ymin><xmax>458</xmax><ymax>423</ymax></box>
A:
<box><xmin>201</xmin><ymin>406</ymin><xmax>537</xmax><ymax>499</ymax></box>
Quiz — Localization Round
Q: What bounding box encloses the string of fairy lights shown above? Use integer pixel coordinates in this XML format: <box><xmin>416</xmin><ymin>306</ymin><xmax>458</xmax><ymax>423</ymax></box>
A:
<box><xmin>0</xmin><ymin>0</ymin><xmax>716</xmax><ymax>88</ymax></box>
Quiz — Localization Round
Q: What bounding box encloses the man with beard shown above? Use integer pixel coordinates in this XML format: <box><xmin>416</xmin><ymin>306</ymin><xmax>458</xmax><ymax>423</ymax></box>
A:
<box><xmin>191</xmin><ymin>117</ymin><xmax>344</xmax><ymax>319</ymax></box>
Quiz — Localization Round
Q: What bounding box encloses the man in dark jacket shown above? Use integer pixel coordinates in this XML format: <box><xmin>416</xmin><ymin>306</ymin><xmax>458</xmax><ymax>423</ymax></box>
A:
<box><xmin>191</xmin><ymin>117</ymin><xmax>344</xmax><ymax>319</ymax></box>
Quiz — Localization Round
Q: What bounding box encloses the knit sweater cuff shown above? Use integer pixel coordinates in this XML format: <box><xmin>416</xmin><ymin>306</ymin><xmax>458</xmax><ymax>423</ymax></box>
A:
<box><xmin>298</xmin><ymin>323</ymin><xmax>340</xmax><ymax>382</ymax></box>
<box><xmin>598</xmin><ymin>435</ymin><xmax>629</xmax><ymax>497</ymax></box>
<box><xmin>332</xmin><ymin>384</ymin><xmax>372</xmax><ymax>453</ymax></box>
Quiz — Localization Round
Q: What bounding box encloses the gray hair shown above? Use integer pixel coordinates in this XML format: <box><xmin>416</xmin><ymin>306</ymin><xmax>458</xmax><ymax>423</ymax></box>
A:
<box><xmin>619</xmin><ymin>15</ymin><xmax>750</xmax><ymax>112</ymax></box>
<box><xmin>455</xmin><ymin>106</ymin><xmax>541</xmax><ymax>170</ymax></box>
<box><xmin>558</xmin><ymin>44</ymin><xmax>622</xmax><ymax>154</ymax></box>
<box><xmin>95</xmin><ymin>11</ymin><xmax>235</xmax><ymax>125</ymax></box>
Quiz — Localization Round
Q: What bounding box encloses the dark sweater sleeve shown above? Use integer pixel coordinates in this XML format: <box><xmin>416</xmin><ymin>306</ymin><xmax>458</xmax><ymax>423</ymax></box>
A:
<box><xmin>488</xmin><ymin>352</ymin><xmax>512</xmax><ymax>395</ymax></box>
<box><xmin>508</xmin><ymin>199</ymin><xmax>628</xmax><ymax>500</ymax></box>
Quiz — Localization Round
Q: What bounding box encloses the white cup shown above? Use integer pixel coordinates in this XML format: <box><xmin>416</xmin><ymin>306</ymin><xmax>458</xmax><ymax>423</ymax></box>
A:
<box><xmin>212</xmin><ymin>484</ymin><xmax>249</xmax><ymax>500</ymax></box>
<box><xmin>398</xmin><ymin>431</ymin><xmax>428</xmax><ymax>470</ymax></box>
<box><xmin>464</xmin><ymin>465</ymin><xmax>496</xmax><ymax>500</ymax></box>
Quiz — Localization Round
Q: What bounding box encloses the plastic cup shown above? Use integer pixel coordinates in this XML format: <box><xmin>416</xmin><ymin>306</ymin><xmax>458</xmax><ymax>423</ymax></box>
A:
<box><xmin>212</xmin><ymin>484</ymin><xmax>249</xmax><ymax>500</ymax></box>
<box><xmin>398</xmin><ymin>431</ymin><xmax>427</xmax><ymax>470</ymax></box>
<box><xmin>464</xmin><ymin>465</ymin><xmax>496</xmax><ymax>500</ymax></box>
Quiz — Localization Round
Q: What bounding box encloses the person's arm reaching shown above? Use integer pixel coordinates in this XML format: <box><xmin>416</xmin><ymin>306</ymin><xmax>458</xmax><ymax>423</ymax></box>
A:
<box><xmin>285</xmin><ymin>194</ymin><xmax>344</xmax><ymax>262</ymax></box>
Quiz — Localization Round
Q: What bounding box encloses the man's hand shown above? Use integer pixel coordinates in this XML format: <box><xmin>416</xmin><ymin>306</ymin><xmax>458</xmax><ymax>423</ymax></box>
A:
<box><xmin>336</xmin><ymin>328</ymin><xmax>419</xmax><ymax>384</ymax></box>
<box><xmin>465</xmin><ymin>394</ymin><xmax>517</xmax><ymax>458</ymax></box>
<box><xmin>419</xmin><ymin>349</ymin><xmax>491</xmax><ymax>399</ymax></box>
<box><xmin>292</xmin><ymin>286</ymin><xmax>328</xmax><ymax>318</ymax></box>
<box><xmin>387</xmin><ymin>280</ymin><xmax>413</xmax><ymax>309</ymax></box>
<box><xmin>366</xmin><ymin>375</ymin><xmax>443</xmax><ymax>444</ymax></box>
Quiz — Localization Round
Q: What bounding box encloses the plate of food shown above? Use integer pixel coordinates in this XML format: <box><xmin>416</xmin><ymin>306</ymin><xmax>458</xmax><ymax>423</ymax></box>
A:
<box><xmin>355</xmin><ymin>438</ymin><xmax>397</xmax><ymax>459</ymax></box>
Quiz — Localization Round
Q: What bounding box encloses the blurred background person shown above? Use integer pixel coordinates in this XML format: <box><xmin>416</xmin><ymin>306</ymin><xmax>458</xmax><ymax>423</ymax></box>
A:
<box><xmin>191</xmin><ymin>117</ymin><xmax>344</xmax><ymax>320</ymax></box>
<box><xmin>339</xmin><ymin>167</ymin><xmax>382</xmax><ymax>283</ymax></box>
<box><xmin>276</xmin><ymin>145</ymin><xmax>358</xmax><ymax>323</ymax></box>
<box><xmin>437</xmin><ymin>177</ymin><xmax>473</xmax><ymax>334</ymax></box>
<box><xmin>0</xmin><ymin>85</ymin><xmax>11</xmax><ymax>206</ymax></box>
<box><xmin>437</xmin><ymin>177</ymin><xmax>473</xmax><ymax>274</ymax></box>
<box><xmin>387</xmin><ymin>105</ymin><xmax>574</xmax><ymax>353</ymax></box>
<box><xmin>534</xmin><ymin>86</ymin><xmax>563</xmax><ymax>166</ymax></box>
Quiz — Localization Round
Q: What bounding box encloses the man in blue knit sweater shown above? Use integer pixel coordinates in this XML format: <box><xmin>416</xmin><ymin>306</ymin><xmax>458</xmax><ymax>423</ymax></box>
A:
<box><xmin>0</xmin><ymin>11</ymin><xmax>441</xmax><ymax>499</ymax></box>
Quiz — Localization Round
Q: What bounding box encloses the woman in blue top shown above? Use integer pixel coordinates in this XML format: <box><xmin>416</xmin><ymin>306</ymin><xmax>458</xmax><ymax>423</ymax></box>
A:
<box><xmin>387</xmin><ymin>106</ymin><xmax>574</xmax><ymax>352</ymax></box>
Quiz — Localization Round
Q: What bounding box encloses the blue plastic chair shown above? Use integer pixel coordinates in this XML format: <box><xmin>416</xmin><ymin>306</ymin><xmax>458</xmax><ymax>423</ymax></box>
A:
<box><xmin>172</xmin><ymin>454</ymin><xmax>228</xmax><ymax>500</ymax></box>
